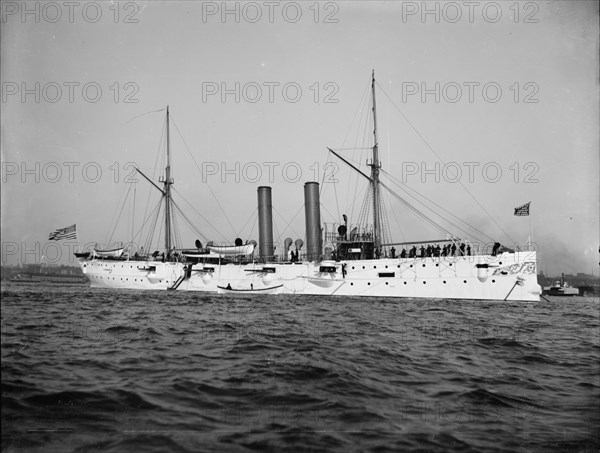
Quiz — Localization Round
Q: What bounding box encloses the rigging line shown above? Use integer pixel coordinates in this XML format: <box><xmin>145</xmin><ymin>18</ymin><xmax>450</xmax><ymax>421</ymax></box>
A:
<box><xmin>237</xmin><ymin>207</ymin><xmax>258</xmax><ymax>239</ymax></box>
<box><xmin>171</xmin><ymin>203</ymin><xmax>181</xmax><ymax>249</ymax></box>
<box><xmin>334</xmin><ymin>147</ymin><xmax>372</xmax><ymax>151</ymax></box>
<box><xmin>171</xmin><ymin>187</ymin><xmax>229</xmax><ymax>242</ymax></box>
<box><xmin>169</xmin><ymin>114</ymin><xmax>237</xmax><ymax>238</ymax></box>
<box><xmin>349</xmin><ymin>182</ymin><xmax>368</xmax><ymax>225</ymax></box>
<box><xmin>389</xmin><ymin>199</ymin><xmax>407</xmax><ymax>243</ymax></box>
<box><xmin>131</xmin><ymin>199</ymin><xmax>162</xmax><ymax>246</ymax></box>
<box><xmin>172</xmin><ymin>201</ymin><xmax>207</xmax><ymax>243</ymax></box>
<box><xmin>320</xmin><ymin>153</ymin><xmax>341</xmax><ymax>223</ymax></box>
<box><xmin>339</xmin><ymin>82</ymin><xmax>370</xmax><ymax>151</ymax></box>
<box><xmin>147</xmin><ymin>197</ymin><xmax>164</xmax><ymax>253</ymax></box>
<box><xmin>352</xmin><ymin>87</ymin><xmax>372</xmax><ymax>210</ymax></box>
<box><xmin>140</xmin><ymin>121</ymin><xmax>166</xmax><ymax>229</ymax></box>
<box><xmin>171</xmin><ymin>190</ymin><xmax>227</xmax><ymax>243</ymax></box>
<box><xmin>134</xmin><ymin>199</ymin><xmax>157</xmax><ymax>250</ymax></box>
<box><xmin>386</xmin><ymin>192</ymin><xmax>480</xmax><ymax>243</ymax></box>
<box><xmin>331</xmin><ymin>144</ymin><xmax>373</xmax><ymax>231</ymax></box>
<box><xmin>357</xmin><ymin>182</ymin><xmax>372</xmax><ymax>230</ymax></box>
<box><xmin>382</xmin><ymin>194</ymin><xmax>393</xmax><ymax>246</ymax></box>
<box><xmin>145</xmin><ymin>117</ymin><xmax>168</xmax><ymax>253</ymax></box>
<box><xmin>333</xmin><ymin>172</ymin><xmax>341</xmax><ymax>224</ymax></box>
<box><xmin>170</xmin><ymin>200</ymin><xmax>209</xmax><ymax>243</ymax></box>
<box><xmin>247</xmin><ymin>209</ymin><xmax>258</xmax><ymax>240</ymax></box>
<box><xmin>334</xmin><ymin>80</ymin><xmax>369</xmax><ymax>210</ymax></box>
<box><xmin>171</xmin><ymin>202</ymin><xmax>197</xmax><ymax>241</ymax></box>
<box><xmin>125</xmin><ymin>107</ymin><xmax>167</xmax><ymax>124</ymax></box>
<box><xmin>380</xmin><ymin>180</ymin><xmax>457</xmax><ymax>237</ymax></box>
<box><xmin>350</xmin><ymin>162</ymin><xmax>361</xmax><ymax>222</ymax></box>
<box><xmin>320</xmin><ymin>201</ymin><xmax>340</xmax><ymax>227</ymax></box>
<box><xmin>104</xmin><ymin>182</ymin><xmax>129</xmax><ymax>245</ymax></box>
<box><xmin>139</xmin><ymin>192</ymin><xmax>161</xmax><ymax>245</ymax></box>
<box><xmin>377</xmin><ymin>189</ymin><xmax>388</xmax><ymax>245</ymax></box>
<box><xmin>153</xmin><ymin>120</ymin><xmax>167</xmax><ymax>181</ymax></box>
<box><xmin>132</xmin><ymin>184</ymin><xmax>136</xmax><ymax>242</ymax></box>
<box><xmin>156</xmin><ymin>197</ymin><xmax>166</xmax><ymax>252</ymax></box>
<box><xmin>381</xmin><ymin>170</ymin><xmax>493</xmax><ymax>243</ymax></box>
<box><xmin>272</xmin><ymin>218</ymin><xmax>281</xmax><ymax>253</ymax></box>
<box><xmin>375</xmin><ymin>81</ymin><xmax>514</xmax><ymax>244</ymax></box>
<box><xmin>273</xmin><ymin>205</ymin><xmax>302</xmax><ymax>239</ymax></box>
<box><xmin>378</xmin><ymin>180</ymin><xmax>454</xmax><ymax>237</ymax></box>
<box><xmin>153</xmin><ymin>197</ymin><xmax>164</xmax><ymax>250</ymax></box>
<box><xmin>107</xmin><ymin>182</ymin><xmax>133</xmax><ymax>246</ymax></box>
<box><xmin>381</xmin><ymin>168</ymin><xmax>495</xmax><ymax>243</ymax></box>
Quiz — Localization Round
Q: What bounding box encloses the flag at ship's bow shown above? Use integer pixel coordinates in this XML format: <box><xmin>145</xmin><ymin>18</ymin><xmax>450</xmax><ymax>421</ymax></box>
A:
<box><xmin>514</xmin><ymin>202</ymin><xmax>530</xmax><ymax>216</ymax></box>
<box><xmin>49</xmin><ymin>224</ymin><xmax>77</xmax><ymax>241</ymax></box>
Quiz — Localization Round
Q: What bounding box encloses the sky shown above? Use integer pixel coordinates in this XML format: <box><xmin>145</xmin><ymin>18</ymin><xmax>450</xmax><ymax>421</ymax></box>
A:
<box><xmin>1</xmin><ymin>0</ymin><xmax>598</xmax><ymax>276</ymax></box>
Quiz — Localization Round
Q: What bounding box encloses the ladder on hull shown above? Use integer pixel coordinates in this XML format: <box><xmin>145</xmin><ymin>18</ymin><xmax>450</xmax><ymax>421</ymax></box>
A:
<box><xmin>168</xmin><ymin>265</ymin><xmax>191</xmax><ymax>291</ymax></box>
<box><xmin>168</xmin><ymin>275</ymin><xmax>185</xmax><ymax>291</ymax></box>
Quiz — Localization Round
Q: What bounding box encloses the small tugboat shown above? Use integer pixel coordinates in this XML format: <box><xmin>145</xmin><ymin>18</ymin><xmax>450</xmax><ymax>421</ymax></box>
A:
<box><xmin>545</xmin><ymin>274</ymin><xmax>579</xmax><ymax>296</ymax></box>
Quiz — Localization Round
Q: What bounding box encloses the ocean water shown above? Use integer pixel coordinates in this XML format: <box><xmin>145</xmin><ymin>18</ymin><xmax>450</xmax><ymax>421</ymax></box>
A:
<box><xmin>2</xmin><ymin>282</ymin><xmax>599</xmax><ymax>453</ymax></box>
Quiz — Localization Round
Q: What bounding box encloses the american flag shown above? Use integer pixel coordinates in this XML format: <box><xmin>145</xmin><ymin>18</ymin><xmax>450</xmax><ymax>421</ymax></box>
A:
<box><xmin>514</xmin><ymin>202</ymin><xmax>530</xmax><ymax>216</ymax></box>
<box><xmin>48</xmin><ymin>224</ymin><xmax>77</xmax><ymax>241</ymax></box>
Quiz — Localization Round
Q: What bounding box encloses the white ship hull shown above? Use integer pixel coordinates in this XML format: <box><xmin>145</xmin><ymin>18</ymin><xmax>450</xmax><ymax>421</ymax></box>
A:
<box><xmin>78</xmin><ymin>251</ymin><xmax>541</xmax><ymax>301</ymax></box>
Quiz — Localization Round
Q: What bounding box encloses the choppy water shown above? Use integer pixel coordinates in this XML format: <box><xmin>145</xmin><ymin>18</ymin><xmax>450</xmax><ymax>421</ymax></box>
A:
<box><xmin>1</xmin><ymin>282</ymin><xmax>599</xmax><ymax>453</ymax></box>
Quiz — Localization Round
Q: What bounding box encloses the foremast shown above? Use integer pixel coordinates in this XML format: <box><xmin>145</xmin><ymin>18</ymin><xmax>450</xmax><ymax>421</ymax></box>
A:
<box><xmin>369</xmin><ymin>70</ymin><xmax>382</xmax><ymax>252</ymax></box>
<box><xmin>162</xmin><ymin>106</ymin><xmax>174</xmax><ymax>253</ymax></box>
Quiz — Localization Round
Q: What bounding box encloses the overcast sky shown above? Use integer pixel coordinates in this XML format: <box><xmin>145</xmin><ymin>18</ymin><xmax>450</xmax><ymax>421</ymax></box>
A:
<box><xmin>1</xmin><ymin>1</ymin><xmax>598</xmax><ymax>276</ymax></box>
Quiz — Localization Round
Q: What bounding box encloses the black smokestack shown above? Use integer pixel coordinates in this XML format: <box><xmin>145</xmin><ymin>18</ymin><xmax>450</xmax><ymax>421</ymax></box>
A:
<box><xmin>304</xmin><ymin>182</ymin><xmax>322</xmax><ymax>261</ymax></box>
<box><xmin>257</xmin><ymin>186</ymin><xmax>274</xmax><ymax>261</ymax></box>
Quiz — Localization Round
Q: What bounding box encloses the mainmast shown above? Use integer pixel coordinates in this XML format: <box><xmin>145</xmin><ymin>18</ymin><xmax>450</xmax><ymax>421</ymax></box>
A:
<box><xmin>369</xmin><ymin>70</ymin><xmax>382</xmax><ymax>251</ymax></box>
<box><xmin>163</xmin><ymin>106</ymin><xmax>174</xmax><ymax>253</ymax></box>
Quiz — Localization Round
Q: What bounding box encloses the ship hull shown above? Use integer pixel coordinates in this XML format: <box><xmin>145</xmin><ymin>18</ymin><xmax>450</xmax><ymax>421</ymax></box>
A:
<box><xmin>78</xmin><ymin>251</ymin><xmax>540</xmax><ymax>301</ymax></box>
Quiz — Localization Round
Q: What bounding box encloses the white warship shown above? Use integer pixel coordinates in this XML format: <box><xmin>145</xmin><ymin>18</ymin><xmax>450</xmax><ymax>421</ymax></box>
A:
<box><xmin>76</xmin><ymin>73</ymin><xmax>541</xmax><ymax>301</ymax></box>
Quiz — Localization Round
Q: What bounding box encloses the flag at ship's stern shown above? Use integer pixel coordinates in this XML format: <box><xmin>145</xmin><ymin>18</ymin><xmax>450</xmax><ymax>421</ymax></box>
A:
<box><xmin>48</xmin><ymin>224</ymin><xmax>77</xmax><ymax>241</ymax></box>
<box><xmin>514</xmin><ymin>202</ymin><xmax>530</xmax><ymax>216</ymax></box>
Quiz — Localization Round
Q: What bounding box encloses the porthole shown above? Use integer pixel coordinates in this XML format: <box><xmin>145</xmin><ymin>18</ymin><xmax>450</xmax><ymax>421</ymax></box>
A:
<box><xmin>443</xmin><ymin>280</ymin><xmax>446</xmax><ymax>284</ymax></box>
<box><xmin>404</xmin><ymin>281</ymin><xmax>407</xmax><ymax>285</ymax></box>
<box><xmin>492</xmin><ymin>279</ymin><xmax>495</xmax><ymax>283</ymax></box>
<box><xmin>385</xmin><ymin>282</ymin><xmax>389</xmax><ymax>285</ymax></box>
<box><xmin>436</xmin><ymin>263</ymin><xmax>439</xmax><ymax>267</ymax></box>
<box><xmin>423</xmin><ymin>281</ymin><xmax>426</xmax><ymax>284</ymax></box>
<box><xmin>422</xmin><ymin>264</ymin><xmax>426</xmax><ymax>267</ymax></box>
<box><xmin>463</xmin><ymin>280</ymin><xmax>467</xmax><ymax>283</ymax></box>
